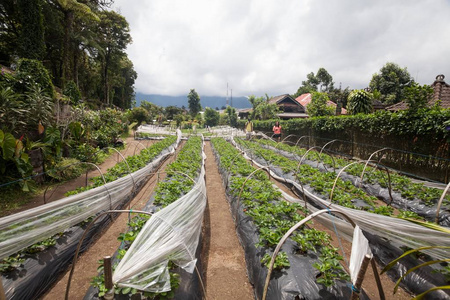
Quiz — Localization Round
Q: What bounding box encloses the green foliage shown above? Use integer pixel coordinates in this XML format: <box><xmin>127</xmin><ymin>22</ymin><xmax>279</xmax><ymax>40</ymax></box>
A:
<box><xmin>225</xmin><ymin>106</ymin><xmax>238</xmax><ymax>126</ymax></box>
<box><xmin>0</xmin><ymin>87</ymin><xmax>25</xmax><ymax>133</ymax></box>
<box><xmin>404</xmin><ymin>83</ymin><xmax>433</xmax><ymax>114</ymax></box>
<box><xmin>307</xmin><ymin>92</ymin><xmax>335</xmax><ymax>117</ymax></box>
<box><xmin>211</xmin><ymin>137</ymin><xmax>350</xmax><ymax>286</ymax></box>
<box><xmin>129</xmin><ymin>107</ymin><xmax>149</xmax><ymax>126</ymax></box>
<box><xmin>247</xmin><ymin>95</ymin><xmax>279</xmax><ymax>120</ymax></box>
<box><xmin>15</xmin><ymin>58</ymin><xmax>55</xmax><ymax>99</ymax></box>
<box><xmin>187</xmin><ymin>89</ymin><xmax>201</xmax><ymax>117</ymax></box>
<box><xmin>63</xmin><ymin>80</ymin><xmax>82</xmax><ymax>105</ymax></box>
<box><xmin>369</xmin><ymin>62</ymin><xmax>414</xmax><ymax>105</ymax></box>
<box><xmin>347</xmin><ymin>89</ymin><xmax>373</xmax><ymax>114</ymax></box>
<box><xmin>153</xmin><ymin>137</ymin><xmax>202</xmax><ymax>207</ymax></box>
<box><xmin>24</xmin><ymin>85</ymin><xmax>54</xmax><ymax>131</ymax></box>
<box><xmin>45</xmin><ymin>157</ymin><xmax>84</xmax><ymax>181</ymax></box>
<box><xmin>294</xmin><ymin>67</ymin><xmax>334</xmax><ymax>97</ymax></box>
<box><xmin>204</xmin><ymin>107</ymin><xmax>220</xmax><ymax>127</ymax></box>
<box><xmin>17</xmin><ymin>0</ymin><xmax>45</xmax><ymax>60</ymax></box>
<box><xmin>261</xmin><ymin>252</ymin><xmax>290</xmax><ymax>270</ymax></box>
<box><xmin>174</xmin><ymin>114</ymin><xmax>184</xmax><ymax>128</ymax></box>
<box><xmin>0</xmin><ymin>129</ymin><xmax>34</xmax><ymax>191</ymax></box>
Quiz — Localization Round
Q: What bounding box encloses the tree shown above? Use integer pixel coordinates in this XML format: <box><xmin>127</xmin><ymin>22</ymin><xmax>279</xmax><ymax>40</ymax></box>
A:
<box><xmin>248</xmin><ymin>94</ymin><xmax>279</xmax><ymax>120</ymax></box>
<box><xmin>347</xmin><ymin>90</ymin><xmax>373</xmax><ymax>114</ymax></box>
<box><xmin>404</xmin><ymin>83</ymin><xmax>433</xmax><ymax>114</ymax></box>
<box><xmin>97</xmin><ymin>10</ymin><xmax>131</xmax><ymax>105</ymax></box>
<box><xmin>204</xmin><ymin>107</ymin><xmax>220</xmax><ymax>127</ymax></box>
<box><xmin>17</xmin><ymin>0</ymin><xmax>45</xmax><ymax>60</ymax></box>
<box><xmin>164</xmin><ymin>106</ymin><xmax>183</xmax><ymax>120</ymax></box>
<box><xmin>294</xmin><ymin>67</ymin><xmax>334</xmax><ymax>97</ymax></box>
<box><xmin>141</xmin><ymin>100</ymin><xmax>162</xmax><ymax>120</ymax></box>
<box><xmin>173</xmin><ymin>114</ymin><xmax>184</xmax><ymax>128</ymax></box>
<box><xmin>225</xmin><ymin>106</ymin><xmax>237</xmax><ymax>127</ymax></box>
<box><xmin>111</xmin><ymin>57</ymin><xmax>137</xmax><ymax>109</ymax></box>
<box><xmin>306</xmin><ymin>92</ymin><xmax>334</xmax><ymax>117</ymax></box>
<box><xmin>369</xmin><ymin>62</ymin><xmax>414</xmax><ymax>105</ymax></box>
<box><xmin>129</xmin><ymin>107</ymin><xmax>149</xmax><ymax>126</ymax></box>
<box><xmin>187</xmin><ymin>89</ymin><xmax>201</xmax><ymax>117</ymax></box>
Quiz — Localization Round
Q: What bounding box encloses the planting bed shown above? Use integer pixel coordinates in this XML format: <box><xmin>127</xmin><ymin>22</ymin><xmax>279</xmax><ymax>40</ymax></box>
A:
<box><xmin>0</xmin><ymin>135</ymin><xmax>179</xmax><ymax>300</ymax></box>
<box><xmin>211</xmin><ymin>137</ymin><xmax>355</xmax><ymax>300</ymax></box>
<box><xmin>251</xmin><ymin>138</ymin><xmax>450</xmax><ymax>226</ymax></box>
<box><xmin>233</xmin><ymin>136</ymin><xmax>450</xmax><ymax>299</ymax></box>
<box><xmin>86</xmin><ymin>136</ymin><xmax>206</xmax><ymax>299</ymax></box>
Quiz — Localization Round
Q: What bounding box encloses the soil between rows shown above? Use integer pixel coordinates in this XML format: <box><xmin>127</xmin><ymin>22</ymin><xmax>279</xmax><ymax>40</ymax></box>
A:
<box><xmin>5</xmin><ymin>138</ymin><xmax>414</xmax><ymax>299</ymax></box>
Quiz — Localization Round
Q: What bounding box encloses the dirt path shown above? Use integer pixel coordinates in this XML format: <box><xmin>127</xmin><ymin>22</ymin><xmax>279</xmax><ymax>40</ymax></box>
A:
<box><xmin>271</xmin><ymin>179</ymin><xmax>411</xmax><ymax>300</ymax></box>
<box><xmin>1</xmin><ymin>137</ymin><xmax>155</xmax><ymax>217</ymax></box>
<box><xmin>201</xmin><ymin>142</ymin><xmax>254</xmax><ymax>299</ymax></box>
<box><xmin>43</xmin><ymin>140</ymin><xmax>183</xmax><ymax>300</ymax></box>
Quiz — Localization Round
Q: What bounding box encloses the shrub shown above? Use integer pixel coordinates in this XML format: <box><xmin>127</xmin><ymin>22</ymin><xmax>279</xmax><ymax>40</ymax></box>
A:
<box><xmin>63</xmin><ymin>80</ymin><xmax>82</xmax><ymax>105</ymax></box>
<box><xmin>14</xmin><ymin>58</ymin><xmax>55</xmax><ymax>99</ymax></box>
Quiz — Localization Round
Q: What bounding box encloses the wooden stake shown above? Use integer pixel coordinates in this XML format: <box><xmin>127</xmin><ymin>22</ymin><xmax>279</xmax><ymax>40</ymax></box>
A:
<box><xmin>351</xmin><ymin>254</ymin><xmax>371</xmax><ymax>300</ymax></box>
<box><xmin>103</xmin><ymin>256</ymin><xmax>114</xmax><ymax>300</ymax></box>
<box><xmin>0</xmin><ymin>278</ymin><xmax>6</xmax><ymax>300</ymax></box>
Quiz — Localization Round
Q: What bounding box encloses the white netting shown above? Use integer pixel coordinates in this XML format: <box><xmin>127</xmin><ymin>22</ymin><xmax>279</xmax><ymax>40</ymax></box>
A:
<box><xmin>0</xmin><ymin>133</ymin><xmax>181</xmax><ymax>259</ymax></box>
<box><xmin>112</xmin><ymin>149</ymin><xmax>207</xmax><ymax>292</ymax></box>
<box><xmin>232</xmin><ymin>137</ymin><xmax>450</xmax><ymax>260</ymax></box>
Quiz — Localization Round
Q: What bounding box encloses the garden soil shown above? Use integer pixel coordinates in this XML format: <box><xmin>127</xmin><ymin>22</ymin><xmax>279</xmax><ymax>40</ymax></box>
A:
<box><xmin>201</xmin><ymin>142</ymin><xmax>254</xmax><ymax>300</ymax></box>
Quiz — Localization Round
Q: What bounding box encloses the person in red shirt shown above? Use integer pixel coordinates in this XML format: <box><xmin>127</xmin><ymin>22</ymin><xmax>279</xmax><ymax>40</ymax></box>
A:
<box><xmin>272</xmin><ymin>121</ymin><xmax>281</xmax><ymax>142</ymax></box>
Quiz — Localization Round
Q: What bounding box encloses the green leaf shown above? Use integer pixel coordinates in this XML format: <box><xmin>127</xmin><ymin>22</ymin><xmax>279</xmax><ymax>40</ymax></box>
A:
<box><xmin>381</xmin><ymin>246</ymin><xmax>450</xmax><ymax>274</ymax></box>
<box><xmin>413</xmin><ymin>286</ymin><xmax>450</xmax><ymax>300</ymax></box>
<box><xmin>2</xmin><ymin>132</ymin><xmax>16</xmax><ymax>159</ymax></box>
<box><xmin>0</xmin><ymin>130</ymin><xmax>4</xmax><ymax>143</ymax></box>
<box><xmin>121</xmin><ymin>287</ymin><xmax>131</xmax><ymax>294</ymax></box>
<box><xmin>393</xmin><ymin>259</ymin><xmax>450</xmax><ymax>293</ymax></box>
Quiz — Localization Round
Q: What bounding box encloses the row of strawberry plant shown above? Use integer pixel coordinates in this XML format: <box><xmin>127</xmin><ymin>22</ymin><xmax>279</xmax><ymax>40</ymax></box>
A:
<box><xmin>66</xmin><ymin>135</ymin><xmax>177</xmax><ymax>196</ymax></box>
<box><xmin>0</xmin><ymin>137</ymin><xmax>178</xmax><ymax>300</ymax></box>
<box><xmin>89</xmin><ymin>136</ymin><xmax>203</xmax><ymax>299</ymax></box>
<box><xmin>211</xmin><ymin>137</ymin><xmax>351</xmax><ymax>298</ymax></box>
<box><xmin>235</xmin><ymin>138</ymin><xmax>393</xmax><ymax>215</ymax></box>
<box><xmin>238</xmin><ymin>138</ymin><xmax>450</xmax><ymax>298</ymax></box>
<box><xmin>256</xmin><ymin>138</ymin><xmax>449</xmax><ymax>208</ymax></box>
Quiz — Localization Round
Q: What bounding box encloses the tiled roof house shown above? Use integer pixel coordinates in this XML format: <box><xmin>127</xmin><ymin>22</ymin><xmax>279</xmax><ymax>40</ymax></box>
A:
<box><xmin>386</xmin><ymin>74</ymin><xmax>450</xmax><ymax>111</ymax></box>
<box><xmin>295</xmin><ymin>93</ymin><xmax>348</xmax><ymax>115</ymax></box>
<box><xmin>268</xmin><ymin>94</ymin><xmax>308</xmax><ymax>119</ymax></box>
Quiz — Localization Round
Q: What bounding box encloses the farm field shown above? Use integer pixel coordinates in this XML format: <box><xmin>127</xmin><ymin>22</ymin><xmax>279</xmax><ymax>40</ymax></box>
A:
<box><xmin>1</xmin><ymin>129</ymin><xmax>449</xmax><ymax>300</ymax></box>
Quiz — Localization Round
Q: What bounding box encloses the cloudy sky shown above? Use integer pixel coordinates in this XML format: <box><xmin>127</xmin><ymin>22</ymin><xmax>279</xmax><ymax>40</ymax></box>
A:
<box><xmin>111</xmin><ymin>0</ymin><xmax>450</xmax><ymax>98</ymax></box>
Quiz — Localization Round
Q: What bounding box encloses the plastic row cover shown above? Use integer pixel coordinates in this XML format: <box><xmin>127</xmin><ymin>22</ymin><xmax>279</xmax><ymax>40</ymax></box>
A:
<box><xmin>232</xmin><ymin>137</ymin><xmax>450</xmax><ymax>260</ymax></box>
<box><xmin>0</xmin><ymin>133</ymin><xmax>181</xmax><ymax>259</ymax></box>
<box><xmin>112</xmin><ymin>149</ymin><xmax>207</xmax><ymax>293</ymax></box>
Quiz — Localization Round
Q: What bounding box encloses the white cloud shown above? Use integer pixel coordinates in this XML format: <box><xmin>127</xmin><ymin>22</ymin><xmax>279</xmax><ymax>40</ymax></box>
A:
<box><xmin>112</xmin><ymin>0</ymin><xmax>450</xmax><ymax>97</ymax></box>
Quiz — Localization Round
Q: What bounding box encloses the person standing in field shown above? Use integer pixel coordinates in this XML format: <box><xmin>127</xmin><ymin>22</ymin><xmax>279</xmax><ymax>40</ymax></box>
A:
<box><xmin>245</xmin><ymin>118</ymin><xmax>253</xmax><ymax>140</ymax></box>
<box><xmin>272</xmin><ymin>121</ymin><xmax>281</xmax><ymax>142</ymax></box>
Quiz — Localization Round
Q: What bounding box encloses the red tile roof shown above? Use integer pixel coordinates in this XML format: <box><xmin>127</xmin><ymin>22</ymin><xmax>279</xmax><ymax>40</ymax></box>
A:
<box><xmin>295</xmin><ymin>93</ymin><xmax>347</xmax><ymax>114</ymax></box>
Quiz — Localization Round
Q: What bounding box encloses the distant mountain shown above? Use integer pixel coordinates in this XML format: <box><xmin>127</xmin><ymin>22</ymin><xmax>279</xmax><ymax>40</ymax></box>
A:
<box><xmin>135</xmin><ymin>93</ymin><xmax>251</xmax><ymax>109</ymax></box>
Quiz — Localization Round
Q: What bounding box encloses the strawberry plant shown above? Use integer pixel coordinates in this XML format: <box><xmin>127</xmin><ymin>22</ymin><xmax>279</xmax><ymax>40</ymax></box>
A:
<box><xmin>212</xmin><ymin>137</ymin><xmax>350</xmax><ymax>287</ymax></box>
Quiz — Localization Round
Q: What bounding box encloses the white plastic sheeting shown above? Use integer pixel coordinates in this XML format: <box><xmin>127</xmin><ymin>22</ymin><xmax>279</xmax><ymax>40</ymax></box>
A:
<box><xmin>349</xmin><ymin>226</ymin><xmax>373</xmax><ymax>284</ymax></box>
<box><xmin>136</xmin><ymin>125</ymin><xmax>177</xmax><ymax>136</ymax></box>
<box><xmin>0</xmin><ymin>134</ymin><xmax>181</xmax><ymax>259</ymax></box>
<box><xmin>232</xmin><ymin>137</ymin><xmax>450</xmax><ymax>260</ymax></box>
<box><xmin>112</xmin><ymin>149</ymin><xmax>207</xmax><ymax>292</ymax></box>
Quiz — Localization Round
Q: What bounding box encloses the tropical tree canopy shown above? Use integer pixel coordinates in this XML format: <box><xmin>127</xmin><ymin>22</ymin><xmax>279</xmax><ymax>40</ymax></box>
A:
<box><xmin>306</xmin><ymin>92</ymin><xmax>335</xmax><ymax>117</ymax></box>
<box><xmin>187</xmin><ymin>89</ymin><xmax>201</xmax><ymax>117</ymax></box>
<box><xmin>369</xmin><ymin>62</ymin><xmax>414</xmax><ymax>105</ymax></box>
